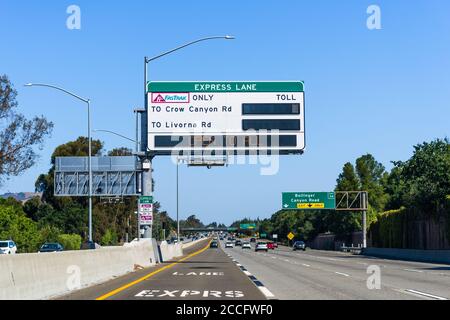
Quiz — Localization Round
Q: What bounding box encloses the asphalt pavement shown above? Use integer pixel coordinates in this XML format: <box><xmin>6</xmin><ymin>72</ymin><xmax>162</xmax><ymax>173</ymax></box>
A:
<box><xmin>223</xmin><ymin>240</ymin><xmax>450</xmax><ymax>300</ymax></box>
<box><xmin>60</xmin><ymin>238</ymin><xmax>266</xmax><ymax>300</ymax></box>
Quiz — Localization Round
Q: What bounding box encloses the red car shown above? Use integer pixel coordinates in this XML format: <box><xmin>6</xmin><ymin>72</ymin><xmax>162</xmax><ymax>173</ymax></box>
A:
<box><xmin>267</xmin><ymin>242</ymin><xmax>275</xmax><ymax>250</ymax></box>
<box><xmin>272</xmin><ymin>242</ymin><xmax>278</xmax><ymax>248</ymax></box>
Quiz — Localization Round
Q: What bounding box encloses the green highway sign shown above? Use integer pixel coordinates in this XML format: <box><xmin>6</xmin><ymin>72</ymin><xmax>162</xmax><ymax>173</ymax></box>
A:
<box><xmin>260</xmin><ymin>233</ymin><xmax>267</xmax><ymax>238</ymax></box>
<box><xmin>148</xmin><ymin>81</ymin><xmax>304</xmax><ymax>93</ymax></box>
<box><xmin>282</xmin><ymin>192</ymin><xmax>336</xmax><ymax>210</ymax></box>
<box><xmin>139</xmin><ymin>196</ymin><xmax>153</xmax><ymax>204</ymax></box>
<box><xmin>240</xmin><ymin>223</ymin><xmax>257</xmax><ymax>230</ymax></box>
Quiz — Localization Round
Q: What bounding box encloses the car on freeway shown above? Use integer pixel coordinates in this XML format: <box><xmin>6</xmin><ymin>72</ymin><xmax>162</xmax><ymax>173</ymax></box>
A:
<box><xmin>0</xmin><ymin>240</ymin><xmax>17</xmax><ymax>254</ymax></box>
<box><xmin>255</xmin><ymin>242</ymin><xmax>268</xmax><ymax>252</ymax></box>
<box><xmin>219</xmin><ymin>237</ymin><xmax>224</xmax><ymax>241</ymax></box>
<box><xmin>293</xmin><ymin>241</ymin><xmax>306</xmax><ymax>251</ymax></box>
<box><xmin>250</xmin><ymin>238</ymin><xmax>256</xmax><ymax>243</ymax></box>
<box><xmin>210</xmin><ymin>241</ymin><xmax>219</xmax><ymax>248</ymax></box>
<box><xmin>235</xmin><ymin>239</ymin><xmax>242</xmax><ymax>246</ymax></box>
<box><xmin>39</xmin><ymin>243</ymin><xmax>64</xmax><ymax>253</ymax></box>
<box><xmin>272</xmin><ymin>242</ymin><xmax>278</xmax><ymax>248</ymax></box>
<box><xmin>225</xmin><ymin>241</ymin><xmax>234</xmax><ymax>248</ymax></box>
<box><xmin>242</xmin><ymin>242</ymin><xmax>251</xmax><ymax>249</ymax></box>
<box><xmin>267</xmin><ymin>242</ymin><xmax>275</xmax><ymax>250</ymax></box>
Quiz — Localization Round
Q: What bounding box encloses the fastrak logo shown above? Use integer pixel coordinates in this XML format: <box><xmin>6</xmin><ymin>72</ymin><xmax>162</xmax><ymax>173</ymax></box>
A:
<box><xmin>151</xmin><ymin>93</ymin><xmax>190</xmax><ymax>104</ymax></box>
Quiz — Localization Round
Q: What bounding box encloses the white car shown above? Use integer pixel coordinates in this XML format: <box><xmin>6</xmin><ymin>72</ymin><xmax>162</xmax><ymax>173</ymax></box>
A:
<box><xmin>255</xmin><ymin>242</ymin><xmax>268</xmax><ymax>252</ymax></box>
<box><xmin>225</xmin><ymin>241</ymin><xmax>234</xmax><ymax>248</ymax></box>
<box><xmin>0</xmin><ymin>240</ymin><xmax>17</xmax><ymax>255</ymax></box>
<box><xmin>242</xmin><ymin>242</ymin><xmax>251</xmax><ymax>249</ymax></box>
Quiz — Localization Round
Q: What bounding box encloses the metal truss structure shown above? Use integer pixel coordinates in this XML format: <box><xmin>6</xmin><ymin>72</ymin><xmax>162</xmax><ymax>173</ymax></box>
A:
<box><xmin>335</xmin><ymin>191</ymin><xmax>369</xmax><ymax>211</ymax></box>
<box><xmin>54</xmin><ymin>156</ymin><xmax>141</xmax><ymax>197</ymax></box>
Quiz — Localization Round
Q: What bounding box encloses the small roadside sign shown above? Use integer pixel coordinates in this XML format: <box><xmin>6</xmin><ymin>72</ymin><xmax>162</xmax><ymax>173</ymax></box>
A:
<box><xmin>272</xmin><ymin>234</ymin><xmax>278</xmax><ymax>239</ymax></box>
<box><xmin>139</xmin><ymin>196</ymin><xmax>153</xmax><ymax>226</ymax></box>
<box><xmin>287</xmin><ymin>232</ymin><xmax>295</xmax><ymax>241</ymax></box>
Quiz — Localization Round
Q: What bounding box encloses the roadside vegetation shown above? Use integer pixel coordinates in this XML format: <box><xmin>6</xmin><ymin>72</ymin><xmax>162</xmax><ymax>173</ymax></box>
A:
<box><xmin>232</xmin><ymin>139</ymin><xmax>450</xmax><ymax>249</ymax></box>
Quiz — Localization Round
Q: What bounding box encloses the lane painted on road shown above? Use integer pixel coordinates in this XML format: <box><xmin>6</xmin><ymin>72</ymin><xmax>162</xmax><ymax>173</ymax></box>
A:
<box><xmin>96</xmin><ymin>240</ymin><xmax>212</xmax><ymax>300</ymax></box>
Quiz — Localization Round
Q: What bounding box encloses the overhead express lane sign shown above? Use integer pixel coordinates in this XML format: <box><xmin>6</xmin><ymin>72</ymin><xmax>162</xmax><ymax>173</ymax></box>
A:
<box><xmin>282</xmin><ymin>192</ymin><xmax>336</xmax><ymax>210</ymax></box>
<box><xmin>146</xmin><ymin>81</ymin><xmax>305</xmax><ymax>155</ymax></box>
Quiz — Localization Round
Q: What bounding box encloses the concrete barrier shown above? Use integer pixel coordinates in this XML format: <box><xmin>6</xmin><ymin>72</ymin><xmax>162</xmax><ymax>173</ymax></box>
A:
<box><xmin>159</xmin><ymin>241</ymin><xmax>183</xmax><ymax>262</ymax></box>
<box><xmin>0</xmin><ymin>239</ymin><xmax>156</xmax><ymax>300</ymax></box>
<box><xmin>362</xmin><ymin>247</ymin><xmax>450</xmax><ymax>265</ymax></box>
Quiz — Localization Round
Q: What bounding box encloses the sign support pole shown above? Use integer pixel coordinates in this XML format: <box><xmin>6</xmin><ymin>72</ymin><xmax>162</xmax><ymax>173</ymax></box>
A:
<box><xmin>142</xmin><ymin>56</ymin><xmax>153</xmax><ymax>239</ymax></box>
<box><xmin>362</xmin><ymin>192</ymin><xmax>367</xmax><ymax>249</ymax></box>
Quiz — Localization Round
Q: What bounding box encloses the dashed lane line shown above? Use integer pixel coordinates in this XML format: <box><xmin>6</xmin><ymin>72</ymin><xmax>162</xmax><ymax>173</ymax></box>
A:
<box><xmin>225</xmin><ymin>251</ymin><xmax>276</xmax><ymax>300</ymax></box>
<box><xmin>401</xmin><ymin>289</ymin><xmax>448</xmax><ymax>300</ymax></box>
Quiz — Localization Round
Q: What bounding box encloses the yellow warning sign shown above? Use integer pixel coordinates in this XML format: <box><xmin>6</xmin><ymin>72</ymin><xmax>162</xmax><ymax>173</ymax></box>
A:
<box><xmin>297</xmin><ymin>203</ymin><xmax>325</xmax><ymax>209</ymax></box>
<box><xmin>287</xmin><ymin>232</ymin><xmax>295</xmax><ymax>240</ymax></box>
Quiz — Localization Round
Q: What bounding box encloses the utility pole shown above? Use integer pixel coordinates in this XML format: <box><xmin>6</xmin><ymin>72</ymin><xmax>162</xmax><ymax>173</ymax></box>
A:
<box><xmin>362</xmin><ymin>192</ymin><xmax>368</xmax><ymax>248</ymax></box>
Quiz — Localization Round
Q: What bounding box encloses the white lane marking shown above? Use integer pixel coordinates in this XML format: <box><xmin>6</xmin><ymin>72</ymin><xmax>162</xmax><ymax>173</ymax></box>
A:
<box><xmin>271</xmin><ymin>256</ymin><xmax>277</xmax><ymax>259</ymax></box>
<box><xmin>404</xmin><ymin>269</ymin><xmax>424</xmax><ymax>273</ymax></box>
<box><xmin>358</xmin><ymin>262</ymin><xmax>369</xmax><ymax>266</ymax></box>
<box><xmin>335</xmin><ymin>272</ymin><xmax>350</xmax><ymax>277</ymax></box>
<box><xmin>302</xmin><ymin>264</ymin><xmax>311</xmax><ymax>267</ymax></box>
<box><xmin>284</xmin><ymin>259</ymin><xmax>290</xmax><ymax>263</ymax></box>
<box><xmin>258</xmin><ymin>286</ymin><xmax>275</xmax><ymax>298</ymax></box>
<box><xmin>404</xmin><ymin>289</ymin><xmax>447</xmax><ymax>300</ymax></box>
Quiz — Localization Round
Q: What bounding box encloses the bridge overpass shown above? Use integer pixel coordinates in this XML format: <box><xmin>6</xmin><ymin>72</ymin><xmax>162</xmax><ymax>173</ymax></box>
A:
<box><xmin>180</xmin><ymin>227</ymin><xmax>238</xmax><ymax>233</ymax></box>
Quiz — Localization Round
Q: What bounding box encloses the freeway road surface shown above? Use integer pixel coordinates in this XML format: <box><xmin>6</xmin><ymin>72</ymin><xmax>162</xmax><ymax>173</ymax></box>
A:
<box><xmin>222</xmin><ymin>240</ymin><xmax>450</xmax><ymax>300</ymax></box>
<box><xmin>59</xmin><ymin>238</ymin><xmax>450</xmax><ymax>301</ymax></box>
<box><xmin>59</xmin><ymin>239</ymin><xmax>266</xmax><ymax>300</ymax></box>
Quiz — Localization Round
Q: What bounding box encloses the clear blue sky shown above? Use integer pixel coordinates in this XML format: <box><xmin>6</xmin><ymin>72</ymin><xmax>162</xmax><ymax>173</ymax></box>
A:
<box><xmin>1</xmin><ymin>1</ymin><xmax>449</xmax><ymax>225</ymax></box>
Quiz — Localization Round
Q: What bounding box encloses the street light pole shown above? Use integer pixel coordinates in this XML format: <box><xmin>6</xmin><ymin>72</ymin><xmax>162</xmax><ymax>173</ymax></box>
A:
<box><xmin>24</xmin><ymin>83</ymin><xmax>94</xmax><ymax>244</ymax></box>
<box><xmin>143</xmin><ymin>35</ymin><xmax>235</xmax><ymax>240</ymax></box>
<box><xmin>87</xmin><ymin>99</ymin><xmax>93</xmax><ymax>243</ymax></box>
<box><xmin>177</xmin><ymin>157</ymin><xmax>180</xmax><ymax>242</ymax></box>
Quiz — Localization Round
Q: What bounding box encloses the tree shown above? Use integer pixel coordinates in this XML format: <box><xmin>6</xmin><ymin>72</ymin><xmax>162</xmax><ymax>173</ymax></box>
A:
<box><xmin>391</xmin><ymin>139</ymin><xmax>450</xmax><ymax>211</ymax></box>
<box><xmin>0</xmin><ymin>75</ymin><xmax>53</xmax><ymax>185</ymax></box>
<box><xmin>180</xmin><ymin>215</ymin><xmax>204</xmax><ymax>229</ymax></box>
<box><xmin>336</xmin><ymin>162</ymin><xmax>360</xmax><ymax>191</ymax></box>
<box><xmin>355</xmin><ymin>154</ymin><xmax>388</xmax><ymax>212</ymax></box>
<box><xmin>108</xmin><ymin>147</ymin><xmax>133</xmax><ymax>156</ymax></box>
<box><xmin>0</xmin><ymin>198</ymin><xmax>42</xmax><ymax>252</ymax></box>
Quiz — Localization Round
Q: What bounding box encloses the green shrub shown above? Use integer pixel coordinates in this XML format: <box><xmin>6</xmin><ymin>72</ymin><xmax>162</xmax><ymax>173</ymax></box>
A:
<box><xmin>40</xmin><ymin>225</ymin><xmax>61</xmax><ymax>243</ymax></box>
<box><xmin>0</xmin><ymin>203</ymin><xmax>42</xmax><ymax>253</ymax></box>
<box><xmin>370</xmin><ymin>208</ymin><xmax>406</xmax><ymax>248</ymax></box>
<box><xmin>57</xmin><ymin>234</ymin><xmax>82</xmax><ymax>251</ymax></box>
<box><xmin>101</xmin><ymin>229</ymin><xmax>118</xmax><ymax>246</ymax></box>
